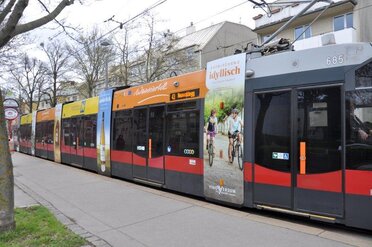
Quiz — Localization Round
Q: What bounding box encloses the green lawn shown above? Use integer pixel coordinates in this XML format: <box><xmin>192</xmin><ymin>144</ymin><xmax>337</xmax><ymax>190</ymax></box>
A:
<box><xmin>0</xmin><ymin>206</ymin><xmax>87</xmax><ymax>247</ymax></box>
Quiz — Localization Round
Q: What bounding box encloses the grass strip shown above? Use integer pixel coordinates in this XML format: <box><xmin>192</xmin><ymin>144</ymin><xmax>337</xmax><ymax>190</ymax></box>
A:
<box><xmin>0</xmin><ymin>206</ymin><xmax>87</xmax><ymax>247</ymax></box>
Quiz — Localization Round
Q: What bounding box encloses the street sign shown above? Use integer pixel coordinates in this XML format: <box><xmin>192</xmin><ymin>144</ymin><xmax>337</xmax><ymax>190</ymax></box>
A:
<box><xmin>4</xmin><ymin>108</ymin><xmax>18</xmax><ymax>120</ymax></box>
<box><xmin>3</xmin><ymin>98</ymin><xmax>19</xmax><ymax>108</ymax></box>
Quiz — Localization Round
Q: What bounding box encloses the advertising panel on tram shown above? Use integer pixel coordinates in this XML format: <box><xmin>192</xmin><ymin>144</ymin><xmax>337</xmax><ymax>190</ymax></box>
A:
<box><xmin>204</xmin><ymin>53</ymin><xmax>246</xmax><ymax>205</ymax></box>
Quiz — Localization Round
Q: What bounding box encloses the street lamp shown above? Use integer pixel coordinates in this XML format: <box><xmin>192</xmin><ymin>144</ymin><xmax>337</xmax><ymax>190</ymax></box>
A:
<box><xmin>100</xmin><ymin>40</ymin><xmax>112</xmax><ymax>90</ymax></box>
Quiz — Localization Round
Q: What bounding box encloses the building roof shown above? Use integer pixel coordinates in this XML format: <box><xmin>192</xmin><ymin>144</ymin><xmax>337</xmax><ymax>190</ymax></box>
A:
<box><xmin>175</xmin><ymin>22</ymin><xmax>226</xmax><ymax>51</ymax></box>
<box><xmin>253</xmin><ymin>0</ymin><xmax>357</xmax><ymax>32</ymax></box>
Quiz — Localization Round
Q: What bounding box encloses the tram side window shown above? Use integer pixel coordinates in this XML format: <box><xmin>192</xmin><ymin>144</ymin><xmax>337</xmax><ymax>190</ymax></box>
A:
<box><xmin>255</xmin><ymin>92</ymin><xmax>291</xmax><ymax>172</ymax></box>
<box><xmin>35</xmin><ymin>123</ymin><xmax>42</xmax><ymax>143</ymax></box>
<box><xmin>42</xmin><ymin>122</ymin><xmax>47</xmax><ymax>143</ymax></box>
<box><xmin>167</xmin><ymin>101</ymin><xmax>197</xmax><ymax>111</ymax></box>
<box><xmin>20</xmin><ymin>125</ymin><xmax>25</xmax><ymax>142</ymax></box>
<box><xmin>356</xmin><ymin>61</ymin><xmax>372</xmax><ymax>88</ymax></box>
<box><xmin>298</xmin><ymin>87</ymin><xmax>341</xmax><ymax>174</ymax></box>
<box><xmin>70</xmin><ymin>118</ymin><xmax>77</xmax><ymax>146</ymax></box>
<box><xmin>41</xmin><ymin>122</ymin><xmax>48</xmax><ymax>144</ymax></box>
<box><xmin>113</xmin><ymin>110</ymin><xmax>132</xmax><ymax>151</ymax></box>
<box><xmin>78</xmin><ymin>117</ymin><xmax>84</xmax><ymax>147</ymax></box>
<box><xmin>84</xmin><ymin>115</ymin><xmax>96</xmax><ymax>148</ymax></box>
<box><xmin>47</xmin><ymin>121</ymin><xmax>54</xmax><ymax>144</ymax></box>
<box><xmin>25</xmin><ymin>125</ymin><xmax>31</xmax><ymax>141</ymax></box>
<box><xmin>62</xmin><ymin>120</ymin><xmax>71</xmax><ymax>146</ymax></box>
<box><xmin>27</xmin><ymin>125</ymin><xmax>31</xmax><ymax>141</ymax></box>
<box><xmin>92</xmin><ymin>116</ymin><xmax>97</xmax><ymax>147</ymax></box>
<box><xmin>346</xmin><ymin>90</ymin><xmax>372</xmax><ymax>170</ymax></box>
<box><xmin>166</xmin><ymin>102</ymin><xmax>200</xmax><ymax>158</ymax></box>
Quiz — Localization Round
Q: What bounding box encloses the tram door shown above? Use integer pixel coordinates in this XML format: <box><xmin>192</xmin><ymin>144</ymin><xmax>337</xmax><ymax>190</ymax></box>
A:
<box><xmin>133</xmin><ymin>105</ymin><xmax>165</xmax><ymax>184</ymax></box>
<box><xmin>295</xmin><ymin>86</ymin><xmax>343</xmax><ymax>216</ymax></box>
<box><xmin>47</xmin><ymin>121</ymin><xmax>54</xmax><ymax>160</ymax></box>
<box><xmin>40</xmin><ymin>122</ymin><xmax>48</xmax><ymax>159</ymax></box>
<box><xmin>70</xmin><ymin>118</ymin><xmax>84</xmax><ymax>167</ymax></box>
<box><xmin>254</xmin><ymin>91</ymin><xmax>292</xmax><ymax>208</ymax></box>
<box><xmin>254</xmin><ymin>86</ymin><xmax>343</xmax><ymax>216</ymax></box>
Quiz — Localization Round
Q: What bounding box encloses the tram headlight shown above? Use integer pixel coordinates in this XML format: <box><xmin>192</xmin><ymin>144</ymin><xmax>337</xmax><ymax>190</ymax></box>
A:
<box><xmin>245</xmin><ymin>69</ymin><xmax>254</xmax><ymax>78</ymax></box>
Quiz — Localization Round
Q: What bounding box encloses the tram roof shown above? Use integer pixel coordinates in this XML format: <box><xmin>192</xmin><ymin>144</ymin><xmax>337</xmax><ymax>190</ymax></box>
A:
<box><xmin>112</xmin><ymin>70</ymin><xmax>207</xmax><ymax>111</ymax></box>
<box><xmin>246</xmin><ymin>43</ymin><xmax>372</xmax><ymax>80</ymax></box>
<box><xmin>36</xmin><ymin>108</ymin><xmax>55</xmax><ymax>122</ymax></box>
<box><xmin>20</xmin><ymin>113</ymin><xmax>33</xmax><ymax>125</ymax></box>
<box><xmin>62</xmin><ymin>97</ymin><xmax>99</xmax><ymax>119</ymax></box>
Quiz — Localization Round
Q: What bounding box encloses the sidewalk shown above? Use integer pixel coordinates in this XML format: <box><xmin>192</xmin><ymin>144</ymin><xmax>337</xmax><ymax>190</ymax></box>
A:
<box><xmin>12</xmin><ymin>152</ymin><xmax>372</xmax><ymax>247</ymax></box>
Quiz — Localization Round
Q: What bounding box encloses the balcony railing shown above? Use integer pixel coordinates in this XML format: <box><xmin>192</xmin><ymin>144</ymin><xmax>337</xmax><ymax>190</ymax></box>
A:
<box><xmin>293</xmin><ymin>28</ymin><xmax>357</xmax><ymax>50</ymax></box>
<box><xmin>254</xmin><ymin>0</ymin><xmax>349</xmax><ymax>29</ymax></box>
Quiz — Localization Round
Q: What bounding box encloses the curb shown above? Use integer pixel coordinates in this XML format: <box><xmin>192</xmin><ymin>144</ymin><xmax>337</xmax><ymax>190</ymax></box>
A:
<box><xmin>15</xmin><ymin>178</ymin><xmax>112</xmax><ymax>247</ymax></box>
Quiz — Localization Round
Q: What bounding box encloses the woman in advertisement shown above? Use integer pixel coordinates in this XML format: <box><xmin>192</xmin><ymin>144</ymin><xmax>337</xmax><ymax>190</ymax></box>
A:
<box><xmin>205</xmin><ymin>109</ymin><xmax>218</xmax><ymax>155</ymax></box>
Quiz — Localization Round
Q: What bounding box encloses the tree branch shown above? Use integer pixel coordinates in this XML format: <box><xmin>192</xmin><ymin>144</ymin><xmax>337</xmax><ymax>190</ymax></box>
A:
<box><xmin>0</xmin><ymin>0</ymin><xmax>17</xmax><ymax>24</ymax></box>
<box><xmin>0</xmin><ymin>0</ymin><xmax>28</xmax><ymax>48</ymax></box>
<box><xmin>13</xmin><ymin>0</ymin><xmax>75</xmax><ymax>36</ymax></box>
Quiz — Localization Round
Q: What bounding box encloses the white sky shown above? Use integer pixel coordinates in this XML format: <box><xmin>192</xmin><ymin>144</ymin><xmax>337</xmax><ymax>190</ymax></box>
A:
<box><xmin>1</xmin><ymin>0</ymin><xmax>262</xmax><ymax>86</ymax></box>
<box><xmin>64</xmin><ymin>0</ymin><xmax>258</xmax><ymax>32</ymax></box>
<box><xmin>28</xmin><ymin>0</ymin><xmax>260</xmax><ymax>44</ymax></box>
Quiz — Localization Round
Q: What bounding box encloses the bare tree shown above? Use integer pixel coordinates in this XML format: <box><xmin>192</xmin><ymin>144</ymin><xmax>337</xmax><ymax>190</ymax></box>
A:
<box><xmin>40</xmin><ymin>41</ymin><xmax>71</xmax><ymax>107</ymax></box>
<box><xmin>0</xmin><ymin>1</ymin><xmax>77</xmax><ymax>231</ymax></box>
<box><xmin>9</xmin><ymin>54</ymin><xmax>48</xmax><ymax>112</ymax></box>
<box><xmin>69</xmin><ymin>28</ymin><xmax>113</xmax><ymax>98</ymax></box>
<box><xmin>131</xmin><ymin>14</ymin><xmax>196</xmax><ymax>83</ymax></box>
<box><xmin>112</xmin><ymin>24</ymin><xmax>138</xmax><ymax>86</ymax></box>
<box><xmin>0</xmin><ymin>0</ymin><xmax>76</xmax><ymax>48</ymax></box>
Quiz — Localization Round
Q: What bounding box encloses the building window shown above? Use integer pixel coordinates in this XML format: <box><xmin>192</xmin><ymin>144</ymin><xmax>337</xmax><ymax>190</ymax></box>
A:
<box><xmin>294</xmin><ymin>25</ymin><xmax>311</xmax><ymax>40</ymax></box>
<box><xmin>334</xmin><ymin>13</ymin><xmax>353</xmax><ymax>31</ymax></box>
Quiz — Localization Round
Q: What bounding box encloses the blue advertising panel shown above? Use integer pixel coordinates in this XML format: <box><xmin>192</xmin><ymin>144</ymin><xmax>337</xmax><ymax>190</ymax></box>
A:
<box><xmin>97</xmin><ymin>89</ymin><xmax>114</xmax><ymax>176</ymax></box>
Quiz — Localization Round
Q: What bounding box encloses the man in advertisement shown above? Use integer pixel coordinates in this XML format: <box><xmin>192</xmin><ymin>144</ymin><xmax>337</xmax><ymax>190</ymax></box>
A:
<box><xmin>228</xmin><ymin>108</ymin><xmax>243</xmax><ymax>163</ymax></box>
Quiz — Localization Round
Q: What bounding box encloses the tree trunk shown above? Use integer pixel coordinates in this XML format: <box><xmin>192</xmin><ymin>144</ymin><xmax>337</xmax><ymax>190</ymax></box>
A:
<box><xmin>53</xmin><ymin>72</ymin><xmax>57</xmax><ymax>107</ymax></box>
<box><xmin>0</xmin><ymin>90</ymin><xmax>15</xmax><ymax>232</ymax></box>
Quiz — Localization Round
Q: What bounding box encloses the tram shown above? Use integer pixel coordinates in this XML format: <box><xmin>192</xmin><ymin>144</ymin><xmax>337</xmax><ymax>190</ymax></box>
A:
<box><xmin>19</xmin><ymin>113</ymin><xmax>32</xmax><ymax>154</ymax></box>
<box><xmin>17</xmin><ymin>41</ymin><xmax>372</xmax><ymax>231</ymax></box>
<box><xmin>35</xmin><ymin>108</ymin><xmax>55</xmax><ymax>160</ymax></box>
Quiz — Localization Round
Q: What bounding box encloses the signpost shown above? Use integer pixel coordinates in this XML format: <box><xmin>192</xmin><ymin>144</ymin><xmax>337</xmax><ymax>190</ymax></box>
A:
<box><xmin>4</xmin><ymin>108</ymin><xmax>18</xmax><ymax>121</ymax></box>
<box><xmin>3</xmin><ymin>98</ymin><xmax>19</xmax><ymax>142</ymax></box>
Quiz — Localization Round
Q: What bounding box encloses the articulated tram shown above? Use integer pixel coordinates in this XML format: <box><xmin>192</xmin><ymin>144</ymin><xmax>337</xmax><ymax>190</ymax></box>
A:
<box><xmin>18</xmin><ymin>42</ymin><xmax>372</xmax><ymax>231</ymax></box>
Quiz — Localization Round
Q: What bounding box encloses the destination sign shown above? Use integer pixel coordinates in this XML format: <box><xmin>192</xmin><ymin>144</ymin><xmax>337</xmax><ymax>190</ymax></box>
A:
<box><xmin>170</xmin><ymin>89</ymin><xmax>199</xmax><ymax>101</ymax></box>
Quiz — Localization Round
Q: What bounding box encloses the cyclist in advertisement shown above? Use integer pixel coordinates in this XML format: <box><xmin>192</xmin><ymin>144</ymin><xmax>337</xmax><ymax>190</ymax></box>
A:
<box><xmin>228</xmin><ymin>108</ymin><xmax>243</xmax><ymax>163</ymax></box>
<box><xmin>205</xmin><ymin>109</ymin><xmax>218</xmax><ymax>155</ymax></box>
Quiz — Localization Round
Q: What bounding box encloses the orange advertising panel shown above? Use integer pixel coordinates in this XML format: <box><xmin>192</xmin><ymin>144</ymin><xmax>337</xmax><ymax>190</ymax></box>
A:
<box><xmin>113</xmin><ymin>70</ymin><xmax>207</xmax><ymax>111</ymax></box>
<box><xmin>36</xmin><ymin>108</ymin><xmax>55</xmax><ymax>122</ymax></box>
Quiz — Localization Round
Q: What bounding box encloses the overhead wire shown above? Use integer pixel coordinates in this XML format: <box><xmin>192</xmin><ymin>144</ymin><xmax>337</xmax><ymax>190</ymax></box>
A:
<box><xmin>171</xmin><ymin>0</ymin><xmax>252</xmax><ymax>36</ymax></box>
<box><xmin>14</xmin><ymin>0</ymin><xmax>372</xmax><ymax>72</ymax></box>
<box><xmin>106</xmin><ymin>0</ymin><xmax>255</xmax><ymax>56</ymax></box>
<box><xmin>1</xmin><ymin>0</ymin><xmax>254</xmax><ymax>75</ymax></box>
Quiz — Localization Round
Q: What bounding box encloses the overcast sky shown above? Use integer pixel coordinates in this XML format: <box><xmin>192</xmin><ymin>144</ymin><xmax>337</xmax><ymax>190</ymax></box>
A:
<box><xmin>27</xmin><ymin>0</ymin><xmax>260</xmax><ymax>43</ymax></box>
<box><xmin>0</xmin><ymin>0</ymin><xmax>261</xmax><ymax>86</ymax></box>
<box><xmin>66</xmin><ymin>0</ymin><xmax>258</xmax><ymax>32</ymax></box>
